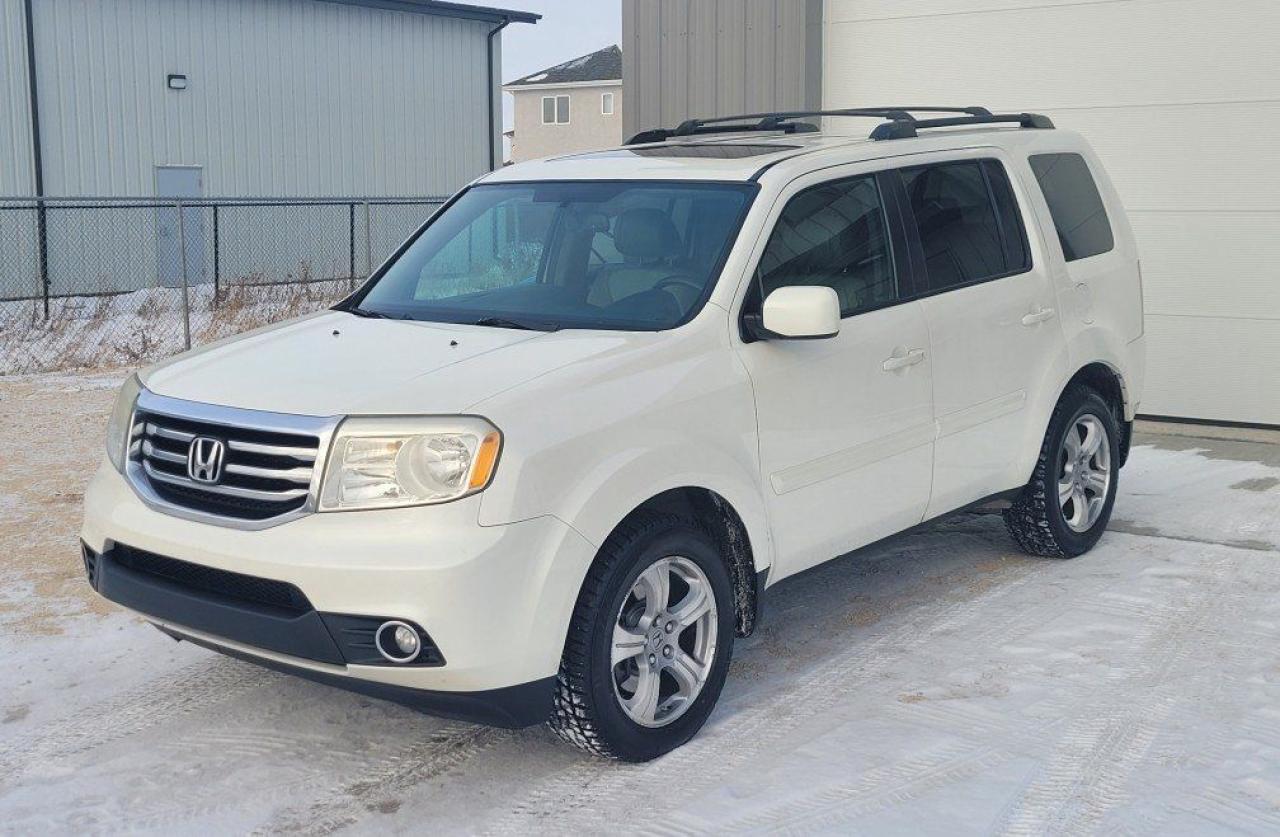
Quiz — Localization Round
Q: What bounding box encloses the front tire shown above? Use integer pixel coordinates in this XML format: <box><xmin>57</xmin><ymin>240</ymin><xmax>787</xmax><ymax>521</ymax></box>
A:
<box><xmin>548</xmin><ymin>513</ymin><xmax>735</xmax><ymax>762</ymax></box>
<box><xmin>1004</xmin><ymin>386</ymin><xmax>1121</xmax><ymax>558</ymax></box>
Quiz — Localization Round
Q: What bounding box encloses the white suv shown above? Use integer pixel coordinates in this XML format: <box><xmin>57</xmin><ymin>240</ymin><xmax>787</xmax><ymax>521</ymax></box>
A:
<box><xmin>82</xmin><ymin>107</ymin><xmax>1145</xmax><ymax>762</ymax></box>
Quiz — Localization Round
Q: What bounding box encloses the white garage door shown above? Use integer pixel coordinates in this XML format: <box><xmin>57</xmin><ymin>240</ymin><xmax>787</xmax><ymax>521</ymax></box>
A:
<box><xmin>825</xmin><ymin>0</ymin><xmax>1280</xmax><ymax>425</ymax></box>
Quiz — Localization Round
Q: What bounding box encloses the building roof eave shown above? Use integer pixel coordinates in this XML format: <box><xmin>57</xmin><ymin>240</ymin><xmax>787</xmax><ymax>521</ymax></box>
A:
<box><xmin>312</xmin><ymin>0</ymin><xmax>540</xmax><ymax>25</ymax></box>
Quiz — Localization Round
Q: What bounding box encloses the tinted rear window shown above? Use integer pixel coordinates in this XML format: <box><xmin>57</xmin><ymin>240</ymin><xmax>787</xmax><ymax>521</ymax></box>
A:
<box><xmin>899</xmin><ymin>159</ymin><xmax>1031</xmax><ymax>292</ymax></box>
<box><xmin>1029</xmin><ymin>153</ymin><xmax>1115</xmax><ymax>262</ymax></box>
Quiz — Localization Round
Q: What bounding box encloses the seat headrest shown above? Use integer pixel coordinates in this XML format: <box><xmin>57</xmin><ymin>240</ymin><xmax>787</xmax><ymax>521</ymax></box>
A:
<box><xmin>614</xmin><ymin>208</ymin><xmax>681</xmax><ymax>260</ymax></box>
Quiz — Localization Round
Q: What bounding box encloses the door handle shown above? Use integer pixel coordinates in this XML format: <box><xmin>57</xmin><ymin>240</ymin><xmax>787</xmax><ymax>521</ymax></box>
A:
<box><xmin>882</xmin><ymin>348</ymin><xmax>926</xmax><ymax>372</ymax></box>
<box><xmin>1021</xmin><ymin>306</ymin><xmax>1056</xmax><ymax>326</ymax></box>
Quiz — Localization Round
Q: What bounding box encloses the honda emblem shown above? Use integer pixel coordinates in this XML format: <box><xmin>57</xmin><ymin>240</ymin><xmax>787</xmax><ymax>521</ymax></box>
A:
<box><xmin>187</xmin><ymin>436</ymin><xmax>226</xmax><ymax>484</ymax></box>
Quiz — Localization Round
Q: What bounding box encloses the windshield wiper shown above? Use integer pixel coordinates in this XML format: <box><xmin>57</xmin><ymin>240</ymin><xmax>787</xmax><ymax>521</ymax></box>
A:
<box><xmin>343</xmin><ymin>306</ymin><xmax>414</xmax><ymax>321</ymax></box>
<box><xmin>342</xmin><ymin>306</ymin><xmax>389</xmax><ymax>319</ymax></box>
<box><xmin>471</xmin><ymin>316</ymin><xmax>560</xmax><ymax>332</ymax></box>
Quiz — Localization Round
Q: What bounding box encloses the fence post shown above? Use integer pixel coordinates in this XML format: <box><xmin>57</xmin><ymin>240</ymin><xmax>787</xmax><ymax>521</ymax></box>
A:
<box><xmin>212</xmin><ymin>203</ymin><xmax>220</xmax><ymax>306</ymax></box>
<box><xmin>348</xmin><ymin>202</ymin><xmax>356</xmax><ymax>289</ymax></box>
<box><xmin>176</xmin><ymin>199</ymin><xmax>192</xmax><ymax>350</ymax></box>
<box><xmin>37</xmin><ymin>198</ymin><xmax>50</xmax><ymax>319</ymax></box>
<box><xmin>363</xmin><ymin>201</ymin><xmax>373</xmax><ymax>277</ymax></box>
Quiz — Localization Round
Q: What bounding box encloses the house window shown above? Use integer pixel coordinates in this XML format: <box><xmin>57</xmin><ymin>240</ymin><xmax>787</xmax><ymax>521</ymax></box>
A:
<box><xmin>542</xmin><ymin>95</ymin><xmax>570</xmax><ymax>125</ymax></box>
<box><xmin>602</xmin><ymin>92</ymin><xmax>615</xmax><ymax>116</ymax></box>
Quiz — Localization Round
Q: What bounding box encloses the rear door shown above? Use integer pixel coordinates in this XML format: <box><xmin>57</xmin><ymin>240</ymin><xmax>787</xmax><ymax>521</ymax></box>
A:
<box><xmin>892</xmin><ymin>151</ymin><xmax>1069</xmax><ymax>518</ymax></box>
<box><xmin>735</xmin><ymin>165</ymin><xmax>934</xmax><ymax>579</ymax></box>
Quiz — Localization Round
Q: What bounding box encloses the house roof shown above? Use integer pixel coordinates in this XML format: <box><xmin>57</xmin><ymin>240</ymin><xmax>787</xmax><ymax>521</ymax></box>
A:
<box><xmin>314</xmin><ymin>0</ymin><xmax>540</xmax><ymax>25</ymax></box>
<box><xmin>505</xmin><ymin>45</ymin><xmax>621</xmax><ymax>88</ymax></box>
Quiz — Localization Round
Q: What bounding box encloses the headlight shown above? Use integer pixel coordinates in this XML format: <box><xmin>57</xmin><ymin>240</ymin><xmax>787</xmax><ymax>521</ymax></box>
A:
<box><xmin>105</xmin><ymin>373</ymin><xmax>143</xmax><ymax>473</ymax></box>
<box><xmin>318</xmin><ymin>417</ymin><xmax>502</xmax><ymax>511</ymax></box>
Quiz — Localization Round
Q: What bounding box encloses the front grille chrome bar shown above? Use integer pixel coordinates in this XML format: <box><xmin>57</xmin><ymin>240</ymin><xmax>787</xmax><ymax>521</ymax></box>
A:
<box><xmin>141</xmin><ymin>439</ymin><xmax>185</xmax><ymax>465</ymax></box>
<box><xmin>225</xmin><ymin>438</ymin><xmax>317</xmax><ymax>461</ymax></box>
<box><xmin>147</xmin><ymin>423</ymin><xmax>196</xmax><ymax>443</ymax></box>
<box><xmin>223</xmin><ymin>461</ymin><xmax>313</xmax><ymax>483</ymax></box>
<box><xmin>142</xmin><ymin>461</ymin><xmax>312</xmax><ymax>502</ymax></box>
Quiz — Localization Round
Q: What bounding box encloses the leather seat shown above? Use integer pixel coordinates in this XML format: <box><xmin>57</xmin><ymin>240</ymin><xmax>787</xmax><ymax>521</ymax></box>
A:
<box><xmin>588</xmin><ymin>208</ymin><xmax>686</xmax><ymax>307</ymax></box>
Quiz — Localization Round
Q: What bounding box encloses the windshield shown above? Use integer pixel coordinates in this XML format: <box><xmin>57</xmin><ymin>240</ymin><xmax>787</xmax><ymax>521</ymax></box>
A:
<box><xmin>347</xmin><ymin>181</ymin><xmax>755</xmax><ymax>331</ymax></box>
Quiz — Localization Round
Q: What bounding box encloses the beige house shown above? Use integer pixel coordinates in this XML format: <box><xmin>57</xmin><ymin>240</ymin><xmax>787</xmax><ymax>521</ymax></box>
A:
<box><xmin>504</xmin><ymin>45</ymin><xmax>622</xmax><ymax>163</ymax></box>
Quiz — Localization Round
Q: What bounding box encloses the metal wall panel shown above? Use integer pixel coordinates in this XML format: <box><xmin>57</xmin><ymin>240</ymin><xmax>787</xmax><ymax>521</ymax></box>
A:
<box><xmin>0</xmin><ymin>0</ymin><xmax>34</xmax><ymax>194</ymax></box>
<box><xmin>23</xmin><ymin>0</ymin><xmax>497</xmax><ymax>197</ymax></box>
<box><xmin>824</xmin><ymin>0</ymin><xmax>1280</xmax><ymax>425</ymax></box>
<box><xmin>623</xmin><ymin>0</ymin><xmax>822</xmax><ymax>139</ymax></box>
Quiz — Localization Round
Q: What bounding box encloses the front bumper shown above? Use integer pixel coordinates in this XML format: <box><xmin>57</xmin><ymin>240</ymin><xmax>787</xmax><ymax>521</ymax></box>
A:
<box><xmin>80</xmin><ymin>459</ymin><xmax>598</xmax><ymax>726</ymax></box>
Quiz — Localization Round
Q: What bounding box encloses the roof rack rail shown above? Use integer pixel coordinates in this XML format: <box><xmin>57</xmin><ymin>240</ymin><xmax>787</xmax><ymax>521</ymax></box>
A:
<box><xmin>624</xmin><ymin>106</ymin><xmax>1053</xmax><ymax>146</ymax></box>
<box><xmin>868</xmin><ymin>112</ymin><xmax>1054</xmax><ymax>140</ymax></box>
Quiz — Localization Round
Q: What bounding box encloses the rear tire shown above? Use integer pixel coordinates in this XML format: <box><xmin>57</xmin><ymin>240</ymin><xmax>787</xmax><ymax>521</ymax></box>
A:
<box><xmin>548</xmin><ymin>512</ymin><xmax>735</xmax><ymax>762</ymax></box>
<box><xmin>1003</xmin><ymin>386</ymin><xmax>1120</xmax><ymax>558</ymax></box>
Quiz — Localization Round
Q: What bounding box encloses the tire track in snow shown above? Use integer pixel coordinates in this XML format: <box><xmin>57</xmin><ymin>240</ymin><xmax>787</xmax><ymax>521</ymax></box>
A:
<box><xmin>995</xmin><ymin>553</ymin><xmax>1236</xmax><ymax>835</ymax></box>
<box><xmin>92</xmin><ymin>723</ymin><xmax>509</xmax><ymax>835</ymax></box>
<box><xmin>710</xmin><ymin>744</ymin><xmax>1011</xmax><ymax>836</ymax></box>
<box><xmin>39</xmin><ymin>712</ymin><xmax>438</xmax><ymax>832</ymax></box>
<box><xmin>1178</xmin><ymin>786</ymin><xmax>1280</xmax><ymax>833</ymax></box>
<box><xmin>0</xmin><ymin>656</ymin><xmax>270</xmax><ymax>787</ymax></box>
<box><xmin>258</xmin><ymin>724</ymin><xmax>512</xmax><ymax>835</ymax></box>
<box><xmin>485</xmin><ymin>554</ymin><xmax>1044</xmax><ymax>835</ymax></box>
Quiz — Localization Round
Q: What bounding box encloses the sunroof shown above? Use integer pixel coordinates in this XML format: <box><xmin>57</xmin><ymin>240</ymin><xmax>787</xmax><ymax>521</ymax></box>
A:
<box><xmin>570</xmin><ymin>144</ymin><xmax>798</xmax><ymax>161</ymax></box>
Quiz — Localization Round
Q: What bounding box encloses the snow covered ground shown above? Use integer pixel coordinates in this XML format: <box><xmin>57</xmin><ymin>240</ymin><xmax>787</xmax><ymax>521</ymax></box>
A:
<box><xmin>2</xmin><ymin>372</ymin><xmax>1279</xmax><ymax>835</ymax></box>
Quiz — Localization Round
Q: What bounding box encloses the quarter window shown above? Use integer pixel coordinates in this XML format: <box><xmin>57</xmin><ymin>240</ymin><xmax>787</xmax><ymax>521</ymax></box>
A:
<box><xmin>756</xmin><ymin>175</ymin><xmax>897</xmax><ymax>317</ymax></box>
<box><xmin>542</xmin><ymin>95</ymin><xmax>570</xmax><ymax>125</ymax></box>
<box><xmin>1029</xmin><ymin>153</ymin><xmax>1115</xmax><ymax>262</ymax></box>
<box><xmin>900</xmin><ymin>160</ymin><xmax>1030</xmax><ymax>292</ymax></box>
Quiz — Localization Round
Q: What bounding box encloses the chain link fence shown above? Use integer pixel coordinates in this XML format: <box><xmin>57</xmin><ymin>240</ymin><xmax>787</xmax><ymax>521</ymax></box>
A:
<box><xmin>0</xmin><ymin>196</ymin><xmax>446</xmax><ymax>375</ymax></box>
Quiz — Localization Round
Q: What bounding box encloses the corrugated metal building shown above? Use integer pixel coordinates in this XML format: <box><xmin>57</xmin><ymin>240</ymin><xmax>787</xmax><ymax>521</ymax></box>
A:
<box><xmin>2</xmin><ymin>0</ymin><xmax>538</xmax><ymax>198</ymax></box>
<box><xmin>623</xmin><ymin>0</ymin><xmax>1279</xmax><ymax>427</ymax></box>
<box><xmin>621</xmin><ymin>0</ymin><xmax>822</xmax><ymax>141</ymax></box>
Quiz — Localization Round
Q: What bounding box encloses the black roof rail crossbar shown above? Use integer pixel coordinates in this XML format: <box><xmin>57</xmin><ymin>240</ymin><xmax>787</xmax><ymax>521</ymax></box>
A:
<box><xmin>624</xmin><ymin>106</ymin><xmax>1051</xmax><ymax>147</ymax></box>
<box><xmin>626</xmin><ymin>121</ymin><xmax>821</xmax><ymax>146</ymax></box>
<box><xmin>627</xmin><ymin>108</ymin><xmax>966</xmax><ymax>145</ymax></box>
<box><xmin>869</xmin><ymin>112</ymin><xmax>1055</xmax><ymax>141</ymax></box>
<box><xmin>672</xmin><ymin>106</ymin><xmax>995</xmax><ymax>135</ymax></box>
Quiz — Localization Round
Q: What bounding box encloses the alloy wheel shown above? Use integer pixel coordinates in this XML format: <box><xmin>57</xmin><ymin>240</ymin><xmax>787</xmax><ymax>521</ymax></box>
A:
<box><xmin>610</xmin><ymin>556</ymin><xmax>718</xmax><ymax>728</ymax></box>
<box><xmin>1058</xmin><ymin>413</ymin><xmax>1112</xmax><ymax>533</ymax></box>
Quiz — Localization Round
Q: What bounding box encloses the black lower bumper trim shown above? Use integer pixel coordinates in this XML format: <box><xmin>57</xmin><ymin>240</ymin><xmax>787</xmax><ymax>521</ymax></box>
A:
<box><xmin>156</xmin><ymin>626</ymin><xmax>555</xmax><ymax>728</ymax></box>
<box><xmin>96</xmin><ymin>545</ymin><xmax>347</xmax><ymax>664</ymax></box>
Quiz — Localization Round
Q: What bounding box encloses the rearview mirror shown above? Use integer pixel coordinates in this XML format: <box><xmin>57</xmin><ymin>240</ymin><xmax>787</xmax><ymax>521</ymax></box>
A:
<box><xmin>750</xmin><ymin>286</ymin><xmax>840</xmax><ymax>340</ymax></box>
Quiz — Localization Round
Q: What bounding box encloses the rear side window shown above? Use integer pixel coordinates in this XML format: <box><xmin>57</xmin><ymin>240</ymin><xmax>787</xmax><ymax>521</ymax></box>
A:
<box><xmin>899</xmin><ymin>160</ymin><xmax>1031</xmax><ymax>292</ymax></box>
<box><xmin>756</xmin><ymin>174</ymin><xmax>897</xmax><ymax>317</ymax></box>
<box><xmin>1029</xmin><ymin>153</ymin><xmax>1115</xmax><ymax>262</ymax></box>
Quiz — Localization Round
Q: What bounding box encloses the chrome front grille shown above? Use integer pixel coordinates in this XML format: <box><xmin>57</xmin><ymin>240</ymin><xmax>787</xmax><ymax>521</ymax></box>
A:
<box><xmin>125</xmin><ymin>390</ymin><xmax>339</xmax><ymax>528</ymax></box>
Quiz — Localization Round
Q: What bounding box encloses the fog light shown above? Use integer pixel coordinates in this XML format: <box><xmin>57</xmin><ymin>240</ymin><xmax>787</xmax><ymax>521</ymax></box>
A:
<box><xmin>375</xmin><ymin>620</ymin><xmax>422</xmax><ymax>663</ymax></box>
<box><xmin>394</xmin><ymin>626</ymin><xmax>419</xmax><ymax>655</ymax></box>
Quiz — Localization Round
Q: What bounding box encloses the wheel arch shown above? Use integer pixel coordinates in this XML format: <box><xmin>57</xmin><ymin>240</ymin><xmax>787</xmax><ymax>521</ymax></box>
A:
<box><xmin>1065</xmin><ymin>361</ymin><xmax>1129</xmax><ymax>419</ymax></box>
<box><xmin>595</xmin><ymin>487</ymin><xmax>766</xmax><ymax>638</ymax></box>
<box><xmin>1059</xmin><ymin>361</ymin><xmax>1132</xmax><ymax>467</ymax></box>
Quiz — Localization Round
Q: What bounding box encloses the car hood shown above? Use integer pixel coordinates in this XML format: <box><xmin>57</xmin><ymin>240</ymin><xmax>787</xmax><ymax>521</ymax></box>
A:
<box><xmin>141</xmin><ymin>311</ymin><xmax>645</xmax><ymax>417</ymax></box>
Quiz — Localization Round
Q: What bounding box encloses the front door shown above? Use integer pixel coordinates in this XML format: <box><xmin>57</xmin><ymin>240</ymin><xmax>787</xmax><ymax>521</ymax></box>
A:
<box><xmin>735</xmin><ymin>167</ymin><xmax>935</xmax><ymax>580</ymax></box>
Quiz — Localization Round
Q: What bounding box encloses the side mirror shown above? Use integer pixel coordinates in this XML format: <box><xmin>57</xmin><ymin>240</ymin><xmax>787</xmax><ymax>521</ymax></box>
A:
<box><xmin>748</xmin><ymin>286</ymin><xmax>840</xmax><ymax>341</ymax></box>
